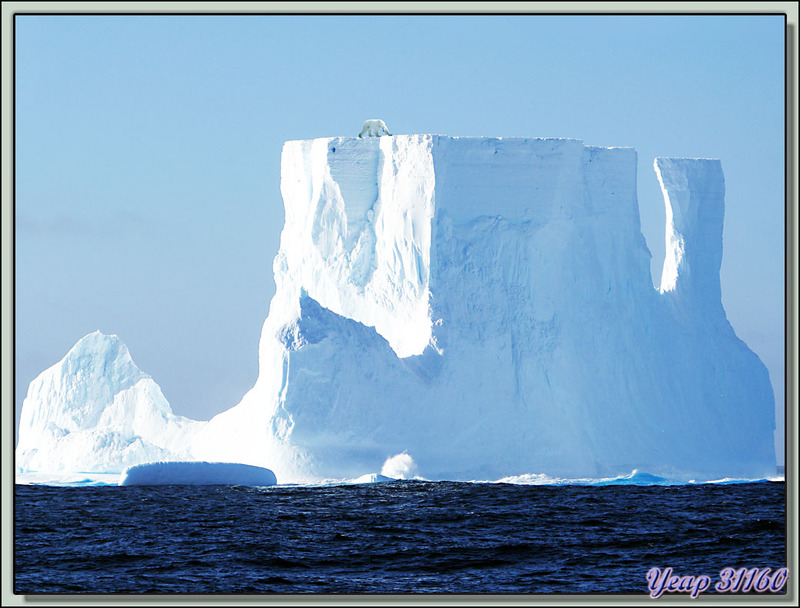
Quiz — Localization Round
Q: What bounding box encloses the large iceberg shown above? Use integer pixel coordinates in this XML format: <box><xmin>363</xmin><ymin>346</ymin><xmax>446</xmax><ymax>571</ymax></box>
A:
<box><xmin>16</xmin><ymin>135</ymin><xmax>777</xmax><ymax>484</ymax></box>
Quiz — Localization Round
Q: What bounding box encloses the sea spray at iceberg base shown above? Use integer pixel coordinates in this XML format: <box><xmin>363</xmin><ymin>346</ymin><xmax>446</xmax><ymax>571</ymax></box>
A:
<box><xmin>16</xmin><ymin>135</ymin><xmax>777</xmax><ymax>485</ymax></box>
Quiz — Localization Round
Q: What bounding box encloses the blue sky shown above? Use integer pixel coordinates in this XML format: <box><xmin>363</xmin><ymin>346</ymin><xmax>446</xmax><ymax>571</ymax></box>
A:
<box><xmin>14</xmin><ymin>13</ymin><xmax>786</xmax><ymax>461</ymax></box>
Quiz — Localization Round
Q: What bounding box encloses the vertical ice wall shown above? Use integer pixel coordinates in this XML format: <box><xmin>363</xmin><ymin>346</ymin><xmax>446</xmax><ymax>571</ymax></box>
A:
<box><xmin>196</xmin><ymin>135</ymin><xmax>775</xmax><ymax>483</ymax></box>
<box><xmin>656</xmin><ymin>157</ymin><xmax>725</xmax><ymax>312</ymax></box>
<box><xmin>275</xmin><ymin>135</ymin><xmax>436</xmax><ymax>358</ymax></box>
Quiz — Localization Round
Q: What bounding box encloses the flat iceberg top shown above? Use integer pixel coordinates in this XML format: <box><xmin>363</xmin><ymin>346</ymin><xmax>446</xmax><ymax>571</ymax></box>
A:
<box><xmin>285</xmin><ymin>135</ymin><xmax>638</xmax><ymax>155</ymax></box>
<box><xmin>655</xmin><ymin>156</ymin><xmax>722</xmax><ymax>162</ymax></box>
<box><xmin>288</xmin><ymin>134</ymin><xmax>588</xmax><ymax>145</ymax></box>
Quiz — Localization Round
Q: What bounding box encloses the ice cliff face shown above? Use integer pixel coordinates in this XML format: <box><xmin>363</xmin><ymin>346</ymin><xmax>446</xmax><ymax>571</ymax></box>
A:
<box><xmin>656</xmin><ymin>157</ymin><xmax>726</xmax><ymax>307</ymax></box>
<box><xmin>16</xmin><ymin>136</ymin><xmax>777</xmax><ymax>483</ymax></box>
<box><xmin>197</xmin><ymin>135</ymin><xmax>775</xmax><ymax>482</ymax></box>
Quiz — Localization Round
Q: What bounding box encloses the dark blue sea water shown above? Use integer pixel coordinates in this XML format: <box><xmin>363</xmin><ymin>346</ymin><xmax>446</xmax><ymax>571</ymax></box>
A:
<box><xmin>15</xmin><ymin>481</ymin><xmax>786</xmax><ymax>596</ymax></box>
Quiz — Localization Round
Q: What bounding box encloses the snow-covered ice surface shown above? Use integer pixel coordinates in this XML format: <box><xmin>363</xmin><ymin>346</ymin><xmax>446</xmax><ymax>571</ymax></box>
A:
<box><xmin>16</xmin><ymin>135</ymin><xmax>777</xmax><ymax>486</ymax></box>
<box><xmin>119</xmin><ymin>462</ymin><xmax>277</xmax><ymax>486</ymax></box>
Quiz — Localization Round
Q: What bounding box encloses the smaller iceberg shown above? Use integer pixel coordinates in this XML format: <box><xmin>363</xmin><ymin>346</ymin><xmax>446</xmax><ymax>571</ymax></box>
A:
<box><xmin>493</xmin><ymin>469</ymin><xmax>676</xmax><ymax>486</ymax></box>
<box><xmin>350</xmin><ymin>473</ymin><xmax>396</xmax><ymax>484</ymax></box>
<box><xmin>119</xmin><ymin>462</ymin><xmax>277</xmax><ymax>487</ymax></box>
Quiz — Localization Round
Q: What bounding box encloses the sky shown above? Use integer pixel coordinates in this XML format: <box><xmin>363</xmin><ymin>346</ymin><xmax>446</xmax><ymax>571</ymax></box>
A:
<box><xmin>13</xmin><ymin>12</ymin><xmax>786</xmax><ymax>462</ymax></box>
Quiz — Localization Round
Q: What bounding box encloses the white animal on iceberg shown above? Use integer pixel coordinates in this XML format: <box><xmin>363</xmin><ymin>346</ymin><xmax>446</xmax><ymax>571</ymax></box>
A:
<box><xmin>358</xmin><ymin>119</ymin><xmax>392</xmax><ymax>138</ymax></box>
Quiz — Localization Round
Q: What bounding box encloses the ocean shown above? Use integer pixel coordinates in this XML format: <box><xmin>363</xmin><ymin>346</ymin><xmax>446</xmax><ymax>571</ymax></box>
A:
<box><xmin>14</xmin><ymin>480</ymin><xmax>786</xmax><ymax>596</ymax></box>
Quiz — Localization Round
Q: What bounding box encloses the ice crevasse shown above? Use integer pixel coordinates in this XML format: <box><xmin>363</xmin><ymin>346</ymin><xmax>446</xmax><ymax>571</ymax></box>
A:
<box><xmin>16</xmin><ymin>135</ymin><xmax>777</xmax><ymax>484</ymax></box>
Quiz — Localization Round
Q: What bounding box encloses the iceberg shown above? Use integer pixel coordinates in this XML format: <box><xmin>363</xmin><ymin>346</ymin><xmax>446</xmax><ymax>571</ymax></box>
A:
<box><xmin>119</xmin><ymin>462</ymin><xmax>277</xmax><ymax>486</ymax></box>
<box><xmin>16</xmin><ymin>135</ymin><xmax>777</xmax><ymax>485</ymax></box>
<box><xmin>15</xmin><ymin>331</ymin><xmax>202</xmax><ymax>476</ymax></box>
<box><xmin>349</xmin><ymin>473</ymin><xmax>396</xmax><ymax>484</ymax></box>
